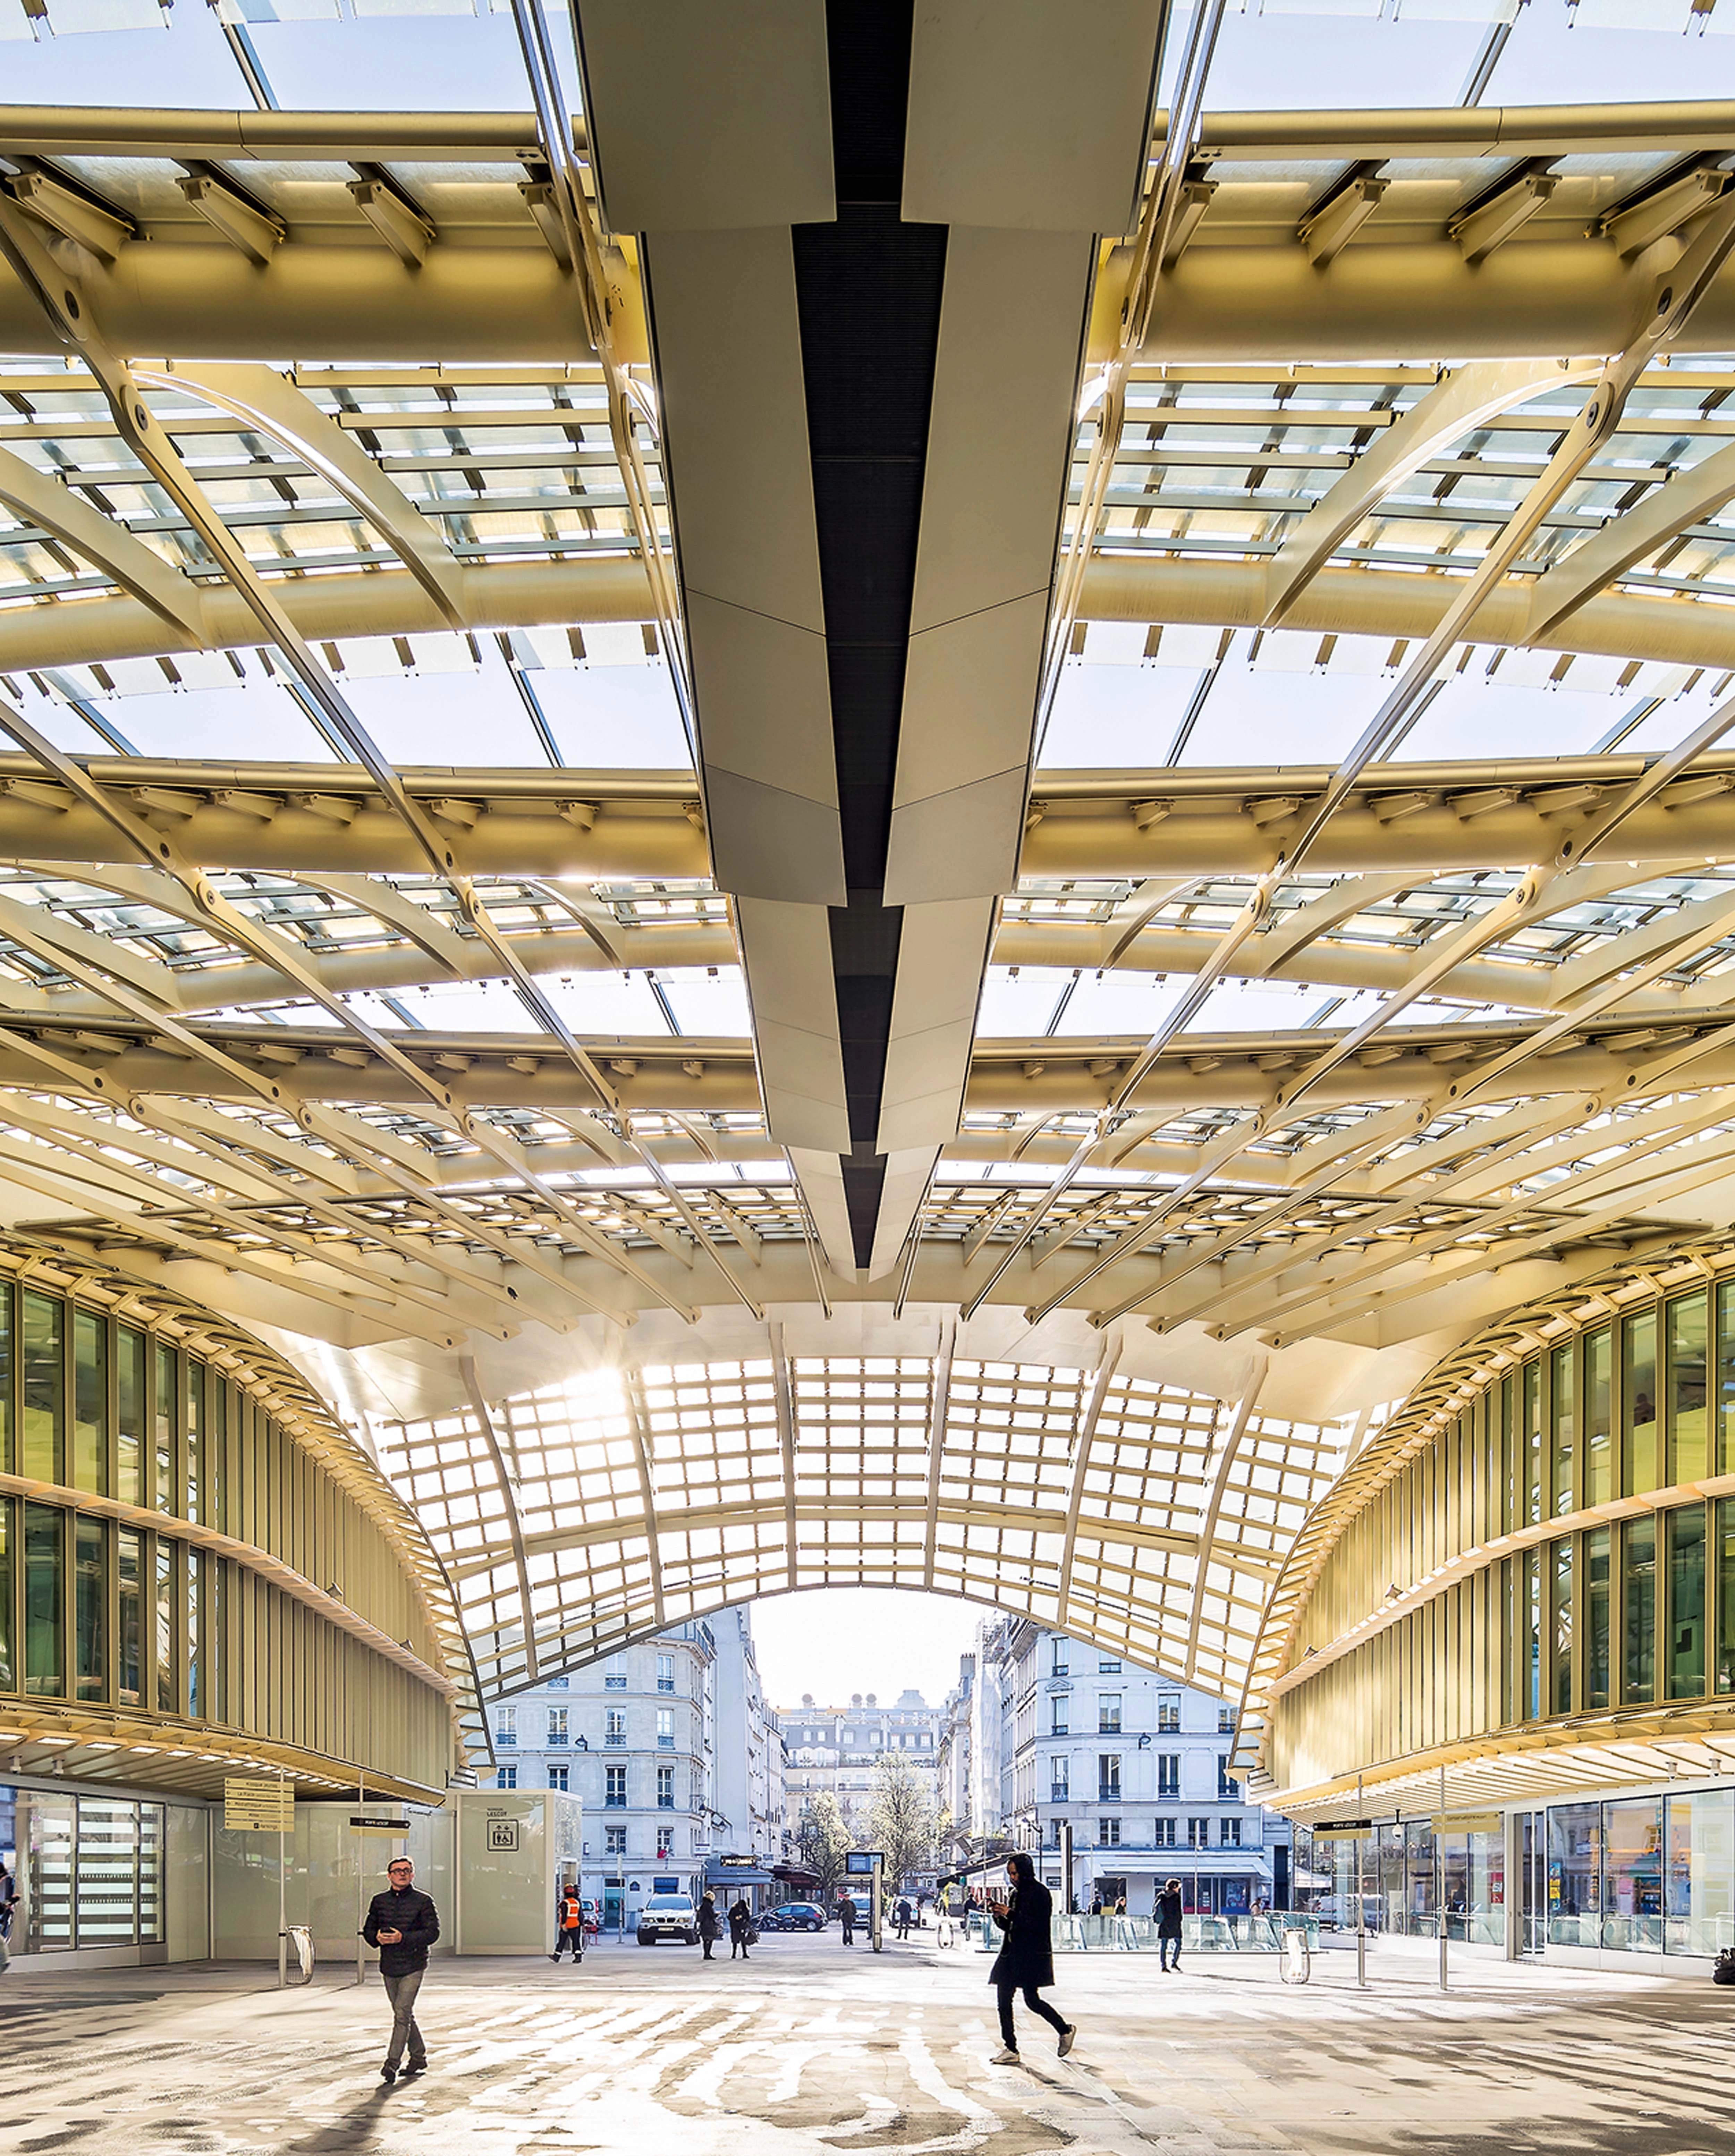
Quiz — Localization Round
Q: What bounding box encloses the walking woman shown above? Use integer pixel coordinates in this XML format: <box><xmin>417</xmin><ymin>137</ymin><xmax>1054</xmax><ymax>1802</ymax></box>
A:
<box><xmin>987</xmin><ymin>1852</ymin><xmax>1076</xmax><ymax>2065</ymax></box>
<box><xmin>1156</xmin><ymin>1877</ymin><xmax>1184</xmax><ymax>1971</ymax></box>
<box><xmin>728</xmin><ymin>1895</ymin><xmax>753</xmax><ymax>1961</ymax></box>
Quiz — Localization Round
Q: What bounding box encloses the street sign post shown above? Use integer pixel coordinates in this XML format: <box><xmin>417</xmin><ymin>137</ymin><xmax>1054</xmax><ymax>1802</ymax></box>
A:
<box><xmin>225</xmin><ymin>1774</ymin><xmax>295</xmax><ymax>1986</ymax></box>
<box><xmin>847</xmin><ymin>1850</ymin><xmax>886</xmax><ymax>1951</ymax></box>
<box><xmin>224</xmin><ymin>1776</ymin><xmax>294</xmax><ymax>1833</ymax></box>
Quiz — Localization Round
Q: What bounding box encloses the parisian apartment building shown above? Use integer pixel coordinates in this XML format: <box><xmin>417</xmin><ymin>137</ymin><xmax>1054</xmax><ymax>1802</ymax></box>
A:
<box><xmin>941</xmin><ymin>1618</ymin><xmax>1292</xmax><ymax>1917</ymax></box>
<box><xmin>487</xmin><ymin>1606</ymin><xmax>785</xmax><ymax>1925</ymax></box>
<box><xmin>776</xmin><ymin>1687</ymin><xmax>945</xmax><ymax>1843</ymax></box>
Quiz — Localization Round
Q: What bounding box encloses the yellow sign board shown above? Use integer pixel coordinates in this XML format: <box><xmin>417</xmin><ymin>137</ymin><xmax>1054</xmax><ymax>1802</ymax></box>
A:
<box><xmin>1431</xmin><ymin>1811</ymin><xmax>1503</xmax><ymax>1835</ymax></box>
<box><xmin>225</xmin><ymin>1775</ymin><xmax>294</xmax><ymax>1833</ymax></box>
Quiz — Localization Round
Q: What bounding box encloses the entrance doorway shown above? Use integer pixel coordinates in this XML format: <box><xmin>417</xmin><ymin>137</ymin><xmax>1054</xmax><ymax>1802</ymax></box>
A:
<box><xmin>1518</xmin><ymin>1812</ymin><xmax>1546</xmax><ymax>1954</ymax></box>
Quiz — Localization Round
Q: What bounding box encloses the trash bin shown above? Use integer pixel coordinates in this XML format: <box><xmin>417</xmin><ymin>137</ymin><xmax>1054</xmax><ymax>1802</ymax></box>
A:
<box><xmin>286</xmin><ymin>1925</ymin><xmax>315</xmax><ymax>1986</ymax></box>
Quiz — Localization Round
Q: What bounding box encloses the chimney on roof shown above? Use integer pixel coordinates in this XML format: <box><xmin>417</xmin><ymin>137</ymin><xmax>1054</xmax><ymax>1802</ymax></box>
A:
<box><xmin>851</xmin><ymin>1693</ymin><xmax>862</xmax><ymax>1708</ymax></box>
<box><xmin>865</xmin><ymin>1692</ymin><xmax>877</xmax><ymax>1707</ymax></box>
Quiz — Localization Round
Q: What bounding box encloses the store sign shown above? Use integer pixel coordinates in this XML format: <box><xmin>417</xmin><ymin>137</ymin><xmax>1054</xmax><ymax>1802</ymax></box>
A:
<box><xmin>225</xmin><ymin>1776</ymin><xmax>294</xmax><ymax>1833</ymax></box>
<box><xmin>350</xmin><ymin>1816</ymin><xmax>411</xmax><ymax>1836</ymax></box>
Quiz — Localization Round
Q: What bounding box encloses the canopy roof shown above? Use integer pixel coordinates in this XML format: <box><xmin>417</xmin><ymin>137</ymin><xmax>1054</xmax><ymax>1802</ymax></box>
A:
<box><xmin>6</xmin><ymin>2</ymin><xmax>1735</xmax><ymax>1727</ymax></box>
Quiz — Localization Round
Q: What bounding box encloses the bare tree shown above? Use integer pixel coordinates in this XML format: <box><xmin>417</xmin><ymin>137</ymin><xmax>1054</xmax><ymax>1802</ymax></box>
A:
<box><xmin>865</xmin><ymin>1750</ymin><xmax>940</xmax><ymax>1893</ymax></box>
<box><xmin>793</xmin><ymin>1791</ymin><xmax>854</xmax><ymax>1904</ymax></box>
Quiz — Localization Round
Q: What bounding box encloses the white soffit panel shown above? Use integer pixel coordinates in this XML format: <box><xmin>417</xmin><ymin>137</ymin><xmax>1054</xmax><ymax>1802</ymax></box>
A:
<box><xmin>902</xmin><ymin>0</ymin><xmax>1165</xmax><ymax>232</ymax></box>
<box><xmin>647</xmin><ymin>226</ymin><xmax>844</xmax><ymax>906</ymax></box>
<box><xmin>734</xmin><ymin>897</ymin><xmax>851</xmax><ymax>1157</ymax></box>
<box><xmin>885</xmin><ymin>226</ymin><xmax>1093</xmax><ymax>905</ymax></box>
<box><xmin>574</xmin><ymin>0</ymin><xmax>836</xmax><ymax>230</ymax></box>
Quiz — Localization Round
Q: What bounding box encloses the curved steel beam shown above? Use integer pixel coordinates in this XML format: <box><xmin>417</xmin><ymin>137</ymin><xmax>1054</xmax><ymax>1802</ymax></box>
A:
<box><xmin>1262</xmin><ymin>358</ymin><xmax>1601</xmax><ymax>624</ymax></box>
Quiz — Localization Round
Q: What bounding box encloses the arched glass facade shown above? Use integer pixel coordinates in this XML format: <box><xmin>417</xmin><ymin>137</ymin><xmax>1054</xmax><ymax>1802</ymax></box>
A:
<box><xmin>0</xmin><ymin>1260</ymin><xmax>462</xmax><ymax>1803</ymax></box>
<box><xmin>1258</xmin><ymin>1239</ymin><xmax>1735</xmax><ymax>1812</ymax></box>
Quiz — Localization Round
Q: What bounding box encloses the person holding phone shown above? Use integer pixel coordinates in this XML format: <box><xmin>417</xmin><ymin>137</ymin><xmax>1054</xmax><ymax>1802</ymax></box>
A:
<box><xmin>362</xmin><ymin>1856</ymin><xmax>440</xmax><ymax>2083</ymax></box>
<box><xmin>987</xmin><ymin>1852</ymin><xmax>1075</xmax><ymax>2065</ymax></box>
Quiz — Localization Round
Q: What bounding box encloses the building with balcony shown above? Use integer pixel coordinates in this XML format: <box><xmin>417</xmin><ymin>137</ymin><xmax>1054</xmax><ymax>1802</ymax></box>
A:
<box><xmin>776</xmin><ymin>1687</ymin><xmax>944</xmax><ymax>1842</ymax></box>
<box><xmin>961</xmin><ymin>1620</ymin><xmax>1290</xmax><ymax>1917</ymax></box>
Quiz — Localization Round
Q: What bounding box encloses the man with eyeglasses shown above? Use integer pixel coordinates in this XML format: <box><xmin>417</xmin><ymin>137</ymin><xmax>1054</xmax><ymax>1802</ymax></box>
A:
<box><xmin>363</xmin><ymin>1856</ymin><xmax>440</xmax><ymax>2083</ymax></box>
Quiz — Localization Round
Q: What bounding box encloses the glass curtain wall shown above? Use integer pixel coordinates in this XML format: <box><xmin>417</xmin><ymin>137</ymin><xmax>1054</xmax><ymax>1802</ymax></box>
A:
<box><xmin>1541</xmin><ymin>1791</ymin><xmax>1735</xmax><ymax>1955</ymax></box>
<box><xmin>1277</xmin><ymin>1270</ymin><xmax>1735</xmax><ymax>1792</ymax></box>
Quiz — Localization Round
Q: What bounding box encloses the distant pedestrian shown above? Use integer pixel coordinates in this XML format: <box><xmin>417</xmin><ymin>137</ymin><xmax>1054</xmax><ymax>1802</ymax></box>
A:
<box><xmin>1114</xmin><ymin>1895</ymin><xmax>1126</xmax><ymax>1918</ymax></box>
<box><xmin>837</xmin><ymin>1893</ymin><xmax>856</xmax><ymax>1945</ymax></box>
<box><xmin>1089</xmin><ymin>1891</ymin><xmax>1103</xmax><ymax>1917</ymax></box>
<box><xmin>895</xmin><ymin>1897</ymin><xmax>913</xmax><ymax>1940</ymax></box>
<box><xmin>697</xmin><ymin>1891</ymin><xmax>721</xmax><ymax>1961</ymax></box>
<box><xmin>550</xmin><ymin>1884</ymin><xmax>584</xmax><ymax>1964</ymax></box>
<box><xmin>728</xmin><ymin>1896</ymin><xmax>752</xmax><ymax>1960</ymax></box>
<box><xmin>363</xmin><ymin>1856</ymin><xmax>439</xmax><ymax>2083</ymax></box>
<box><xmin>0</xmin><ymin>1862</ymin><xmax>15</xmax><ymax>1941</ymax></box>
<box><xmin>987</xmin><ymin>1853</ymin><xmax>1074</xmax><ymax>2066</ymax></box>
<box><xmin>1156</xmin><ymin>1877</ymin><xmax>1183</xmax><ymax>1972</ymax></box>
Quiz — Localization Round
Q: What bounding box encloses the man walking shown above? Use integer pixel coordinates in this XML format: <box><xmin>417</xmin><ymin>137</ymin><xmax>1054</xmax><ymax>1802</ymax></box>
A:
<box><xmin>837</xmin><ymin>1892</ymin><xmax>855</xmax><ymax>1945</ymax></box>
<box><xmin>363</xmin><ymin>1856</ymin><xmax>439</xmax><ymax>2083</ymax></box>
<box><xmin>551</xmin><ymin>1883</ymin><xmax>584</xmax><ymax>1964</ymax></box>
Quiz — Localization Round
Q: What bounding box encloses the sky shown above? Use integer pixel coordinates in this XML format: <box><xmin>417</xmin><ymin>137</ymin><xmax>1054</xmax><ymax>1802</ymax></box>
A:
<box><xmin>746</xmin><ymin>1589</ymin><xmax>983</xmax><ymax>1714</ymax></box>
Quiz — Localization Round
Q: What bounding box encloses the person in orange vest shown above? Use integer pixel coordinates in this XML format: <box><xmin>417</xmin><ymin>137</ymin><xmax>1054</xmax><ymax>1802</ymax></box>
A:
<box><xmin>551</xmin><ymin>1884</ymin><xmax>585</xmax><ymax>1964</ymax></box>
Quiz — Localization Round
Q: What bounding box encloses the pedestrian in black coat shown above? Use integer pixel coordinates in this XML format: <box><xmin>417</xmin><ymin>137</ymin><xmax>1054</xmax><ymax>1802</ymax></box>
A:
<box><xmin>728</xmin><ymin>1896</ymin><xmax>753</xmax><ymax>1960</ymax></box>
<box><xmin>697</xmin><ymin>1891</ymin><xmax>721</xmax><ymax>1960</ymax></box>
<box><xmin>1156</xmin><ymin>1877</ymin><xmax>1184</xmax><ymax>1971</ymax></box>
<box><xmin>987</xmin><ymin>1852</ymin><xmax>1075</xmax><ymax>2065</ymax></box>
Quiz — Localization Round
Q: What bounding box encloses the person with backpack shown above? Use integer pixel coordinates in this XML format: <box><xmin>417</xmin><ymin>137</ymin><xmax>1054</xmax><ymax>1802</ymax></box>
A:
<box><xmin>986</xmin><ymin>1852</ymin><xmax>1075</xmax><ymax>2066</ymax></box>
<box><xmin>1156</xmin><ymin>1877</ymin><xmax>1184</xmax><ymax>1972</ymax></box>
<box><xmin>697</xmin><ymin>1891</ymin><xmax>721</xmax><ymax>1961</ymax></box>
<box><xmin>551</xmin><ymin>1884</ymin><xmax>584</xmax><ymax>1964</ymax></box>
<box><xmin>362</xmin><ymin>1856</ymin><xmax>440</xmax><ymax>2084</ymax></box>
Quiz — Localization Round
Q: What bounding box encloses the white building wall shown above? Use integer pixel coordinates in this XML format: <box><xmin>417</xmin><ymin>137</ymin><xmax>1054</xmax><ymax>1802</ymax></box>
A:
<box><xmin>484</xmin><ymin>1619</ymin><xmax>718</xmax><ymax>1928</ymax></box>
<box><xmin>970</xmin><ymin>1620</ymin><xmax>1292</xmax><ymax>1916</ymax></box>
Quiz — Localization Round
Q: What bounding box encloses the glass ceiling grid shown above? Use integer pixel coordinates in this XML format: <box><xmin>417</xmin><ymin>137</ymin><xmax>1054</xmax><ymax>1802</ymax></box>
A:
<box><xmin>372</xmin><ymin>1359</ymin><xmax>1336</xmax><ymax>1697</ymax></box>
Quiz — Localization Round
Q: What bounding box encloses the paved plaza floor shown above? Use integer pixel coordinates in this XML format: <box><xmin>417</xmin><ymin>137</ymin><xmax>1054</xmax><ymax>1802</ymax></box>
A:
<box><xmin>2</xmin><ymin>1930</ymin><xmax>1730</xmax><ymax>2155</ymax></box>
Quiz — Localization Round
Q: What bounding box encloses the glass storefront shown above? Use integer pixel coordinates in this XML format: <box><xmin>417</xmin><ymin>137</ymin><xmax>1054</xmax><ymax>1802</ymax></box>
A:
<box><xmin>18</xmin><ymin>1789</ymin><xmax>166</xmax><ymax>1952</ymax></box>
<box><xmin>1545</xmin><ymin>1790</ymin><xmax>1735</xmax><ymax>1955</ymax></box>
<box><xmin>1324</xmin><ymin>1820</ymin><xmax>1504</xmax><ymax>1946</ymax></box>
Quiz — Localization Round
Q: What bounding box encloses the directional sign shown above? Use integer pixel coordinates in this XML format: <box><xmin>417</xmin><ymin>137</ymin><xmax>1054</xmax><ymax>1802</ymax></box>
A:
<box><xmin>845</xmin><ymin>1850</ymin><xmax>882</xmax><ymax>1875</ymax></box>
<box><xmin>1432</xmin><ymin>1811</ymin><xmax>1503</xmax><ymax>1835</ymax></box>
<box><xmin>350</xmin><ymin>1815</ymin><xmax>411</xmax><ymax>1836</ymax></box>
<box><xmin>225</xmin><ymin>1775</ymin><xmax>294</xmax><ymax>1833</ymax></box>
<box><xmin>1312</xmin><ymin>1818</ymin><xmax>1373</xmax><ymax>1835</ymax></box>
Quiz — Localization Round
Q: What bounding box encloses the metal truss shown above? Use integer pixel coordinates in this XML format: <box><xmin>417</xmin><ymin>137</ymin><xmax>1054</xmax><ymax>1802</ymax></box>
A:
<box><xmin>375</xmin><ymin>1345</ymin><xmax>1348</xmax><ymax>1707</ymax></box>
<box><xmin>11</xmin><ymin>65</ymin><xmax>1735</xmax><ymax>1744</ymax></box>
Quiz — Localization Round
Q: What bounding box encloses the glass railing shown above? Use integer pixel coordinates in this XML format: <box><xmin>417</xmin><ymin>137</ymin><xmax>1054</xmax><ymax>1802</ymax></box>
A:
<box><xmin>957</xmin><ymin>1910</ymin><xmax>1313</xmax><ymax>1954</ymax></box>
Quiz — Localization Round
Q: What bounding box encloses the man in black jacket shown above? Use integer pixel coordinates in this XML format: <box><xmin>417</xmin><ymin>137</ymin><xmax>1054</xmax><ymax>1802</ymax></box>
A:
<box><xmin>362</xmin><ymin>1857</ymin><xmax>440</xmax><ymax>2082</ymax></box>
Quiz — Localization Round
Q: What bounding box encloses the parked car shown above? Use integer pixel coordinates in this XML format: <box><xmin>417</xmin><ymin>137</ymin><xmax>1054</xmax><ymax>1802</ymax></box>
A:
<box><xmin>765</xmin><ymin>1901</ymin><xmax>827</xmax><ymax>1932</ymax></box>
<box><xmin>636</xmin><ymin>1892</ymin><xmax>699</xmax><ymax>1946</ymax></box>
